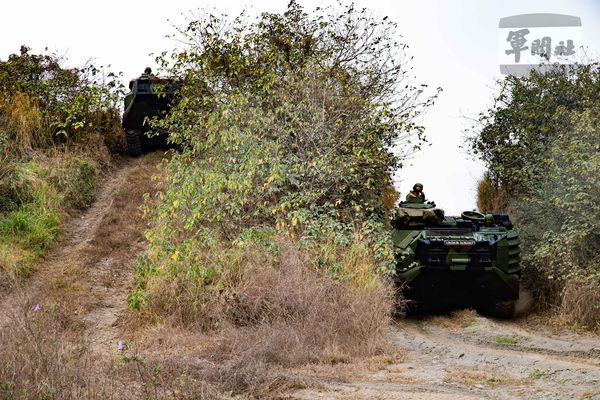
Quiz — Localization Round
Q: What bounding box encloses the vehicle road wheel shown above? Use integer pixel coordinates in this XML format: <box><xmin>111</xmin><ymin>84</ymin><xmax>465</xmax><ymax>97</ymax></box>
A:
<box><xmin>493</xmin><ymin>300</ymin><xmax>516</xmax><ymax>319</ymax></box>
<box><xmin>126</xmin><ymin>129</ymin><xmax>143</xmax><ymax>157</ymax></box>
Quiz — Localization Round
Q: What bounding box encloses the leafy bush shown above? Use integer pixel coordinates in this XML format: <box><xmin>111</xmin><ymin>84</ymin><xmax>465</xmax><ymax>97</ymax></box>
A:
<box><xmin>131</xmin><ymin>2</ymin><xmax>436</xmax><ymax>376</ymax></box>
<box><xmin>158</xmin><ymin>4</ymin><xmax>438</xmax><ymax>215</ymax></box>
<box><xmin>0</xmin><ymin>46</ymin><xmax>124</xmax><ymax>156</ymax></box>
<box><xmin>469</xmin><ymin>64</ymin><xmax>600</xmax><ymax>330</ymax></box>
<box><xmin>513</xmin><ymin>110</ymin><xmax>600</xmax><ymax>329</ymax></box>
<box><xmin>467</xmin><ymin>63</ymin><xmax>600</xmax><ymax>207</ymax></box>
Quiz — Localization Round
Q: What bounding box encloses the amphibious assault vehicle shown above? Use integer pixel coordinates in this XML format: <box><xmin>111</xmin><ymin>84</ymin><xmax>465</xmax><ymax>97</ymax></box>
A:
<box><xmin>122</xmin><ymin>69</ymin><xmax>179</xmax><ymax>157</ymax></box>
<box><xmin>392</xmin><ymin>199</ymin><xmax>521</xmax><ymax>318</ymax></box>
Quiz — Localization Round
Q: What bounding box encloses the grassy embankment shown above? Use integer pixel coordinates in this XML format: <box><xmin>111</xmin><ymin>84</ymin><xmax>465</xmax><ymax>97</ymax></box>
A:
<box><xmin>0</xmin><ymin>47</ymin><xmax>123</xmax><ymax>289</ymax></box>
<box><xmin>121</xmin><ymin>3</ymin><xmax>435</xmax><ymax>396</ymax></box>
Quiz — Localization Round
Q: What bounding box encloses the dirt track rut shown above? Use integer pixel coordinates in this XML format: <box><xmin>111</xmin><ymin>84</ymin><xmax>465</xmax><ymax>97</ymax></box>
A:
<box><xmin>0</xmin><ymin>153</ymin><xmax>165</xmax><ymax>354</ymax></box>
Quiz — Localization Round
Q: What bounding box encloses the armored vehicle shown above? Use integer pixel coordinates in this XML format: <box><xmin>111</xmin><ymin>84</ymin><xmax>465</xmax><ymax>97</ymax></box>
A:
<box><xmin>392</xmin><ymin>199</ymin><xmax>520</xmax><ymax>318</ymax></box>
<box><xmin>122</xmin><ymin>69</ymin><xmax>179</xmax><ymax>157</ymax></box>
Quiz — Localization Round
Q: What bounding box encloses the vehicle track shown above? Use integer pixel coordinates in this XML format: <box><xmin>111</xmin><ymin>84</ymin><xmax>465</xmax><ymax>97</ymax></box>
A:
<box><xmin>399</xmin><ymin>319</ymin><xmax>600</xmax><ymax>370</ymax></box>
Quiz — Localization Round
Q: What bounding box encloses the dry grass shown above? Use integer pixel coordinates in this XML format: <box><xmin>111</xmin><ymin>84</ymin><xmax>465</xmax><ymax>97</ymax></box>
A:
<box><xmin>39</xmin><ymin>153</ymin><xmax>166</xmax><ymax>317</ymax></box>
<box><xmin>444</xmin><ymin>367</ymin><xmax>529</xmax><ymax>387</ymax></box>
<box><xmin>134</xmin><ymin>241</ymin><xmax>395</xmax><ymax>395</ymax></box>
<box><xmin>0</xmin><ymin>89</ymin><xmax>124</xmax><ymax>160</ymax></box>
<box><xmin>0</xmin><ymin>291</ymin><xmax>240</xmax><ymax>399</ymax></box>
<box><xmin>0</xmin><ymin>297</ymin><xmax>106</xmax><ymax>399</ymax></box>
<box><xmin>557</xmin><ymin>279</ymin><xmax>600</xmax><ymax>332</ymax></box>
<box><xmin>0</xmin><ymin>91</ymin><xmax>44</xmax><ymax>158</ymax></box>
<box><xmin>428</xmin><ymin>309</ymin><xmax>478</xmax><ymax>331</ymax></box>
<box><xmin>523</xmin><ymin>275</ymin><xmax>600</xmax><ymax>334</ymax></box>
<box><xmin>476</xmin><ymin>173</ymin><xmax>503</xmax><ymax>213</ymax></box>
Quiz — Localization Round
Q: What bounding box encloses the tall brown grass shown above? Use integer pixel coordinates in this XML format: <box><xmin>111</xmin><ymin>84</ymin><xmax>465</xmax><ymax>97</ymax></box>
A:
<box><xmin>0</xmin><ymin>92</ymin><xmax>45</xmax><ymax>158</ymax></box>
<box><xmin>0</xmin><ymin>89</ymin><xmax>125</xmax><ymax>160</ymax></box>
<box><xmin>136</xmin><ymin>240</ymin><xmax>394</xmax><ymax>394</ymax></box>
<box><xmin>558</xmin><ymin>278</ymin><xmax>600</xmax><ymax>331</ymax></box>
<box><xmin>476</xmin><ymin>172</ymin><xmax>505</xmax><ymax>213</ymax></box>
<box><xmin>0</xmin><ymin>294</ymin><xmax>237</xmax><ymax>399</ymax></box>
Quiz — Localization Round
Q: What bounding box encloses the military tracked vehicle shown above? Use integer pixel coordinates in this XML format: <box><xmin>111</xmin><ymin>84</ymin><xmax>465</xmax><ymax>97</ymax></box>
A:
<box><xmin>392</xmin><ymin>199</ymin><xmax>520</xmax><ymax>318</ymax></box>
<box><xmin>122</xmin><ymin>69</ymin><xmax>179</xmax><ymax>157</ymax></box>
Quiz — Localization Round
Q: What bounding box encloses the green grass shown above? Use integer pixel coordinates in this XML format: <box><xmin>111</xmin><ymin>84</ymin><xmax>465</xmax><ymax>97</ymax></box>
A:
<box><xmin>0</xmin><ymin>156</ymin><xmax>97</xmax><ymax>282</ymax></box>
<box><xmin>529</xmin><ymin>368</ymin><xmax>550</xmax><ymax>380</ymax></box>
<box><xmin>1</xmin><ymin>206</ymin><xmax>60</xmax><ymax>251</ymax></box>
<box><xmin>495</xmin><ymin>336</ymin><xmax>518</xmax><ymax>345</ymax></box>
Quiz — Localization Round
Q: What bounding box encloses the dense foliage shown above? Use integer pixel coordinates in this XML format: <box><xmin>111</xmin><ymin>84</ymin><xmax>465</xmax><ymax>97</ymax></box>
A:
<box><xmin>469</xmin><ymin>64</ymin><xmax>600</xmax><ymax>330</ymax></box>
<box><xmin>131</xmin><ymin>3</ymin><xmax>438</xmax><ymax>331</ymax></box>
<box><xmin>467</xmin><ymin>63</ymin><xmax>600</xmax><ymax>209</ymax></box>
<box><xmin>0</xmin><ymin>46</ymin><xmax>124</xmax><ymax>157</ymax></box>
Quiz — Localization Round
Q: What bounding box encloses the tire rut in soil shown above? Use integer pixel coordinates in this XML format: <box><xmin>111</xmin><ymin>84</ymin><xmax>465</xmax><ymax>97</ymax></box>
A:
<box><xmin>396</xmin><ymin>319</ymin><xmax>600</xmax><ymax>370</ymax></box>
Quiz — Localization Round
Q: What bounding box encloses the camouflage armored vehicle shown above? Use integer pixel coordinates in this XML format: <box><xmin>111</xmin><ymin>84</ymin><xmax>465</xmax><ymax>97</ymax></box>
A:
<box><xmin>392</xmin><ymin>199</ymin><xmax>520</xmax><ymax>318</ymax></box>
<box><xmin>122</xmin><ymin>68</ymin><xmax>179</xmax><ymax>157</ymax></box>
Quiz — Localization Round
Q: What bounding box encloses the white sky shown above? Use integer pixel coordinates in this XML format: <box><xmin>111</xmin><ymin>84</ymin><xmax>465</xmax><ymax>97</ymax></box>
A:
<box><xmin>2</xmin><ymin>0</ymin><xmax>599</xmax><ymax>214</ymax></box>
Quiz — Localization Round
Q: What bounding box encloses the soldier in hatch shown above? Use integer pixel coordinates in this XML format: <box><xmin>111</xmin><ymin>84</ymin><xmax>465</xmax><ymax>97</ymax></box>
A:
<box><xmin>140</xmin><ymin>67</ymin><xmax>154</xmax><ymax>79</ymax></box>
<box><xmin>406</xmin><ymin>183</ymin><xmax>425</xmax><ymax>203</ymax></box>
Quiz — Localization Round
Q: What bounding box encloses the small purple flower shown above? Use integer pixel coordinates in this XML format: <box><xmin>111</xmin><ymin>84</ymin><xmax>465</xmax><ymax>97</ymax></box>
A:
<box><xmin>33</xmin><ymin>304</ymin><xmax>41</xmax><ymax>312</ymax></box>
<box><xmin>117</xmin><ymin>340</ymin><xmax>124</xmax><ymax>350</ymax></box>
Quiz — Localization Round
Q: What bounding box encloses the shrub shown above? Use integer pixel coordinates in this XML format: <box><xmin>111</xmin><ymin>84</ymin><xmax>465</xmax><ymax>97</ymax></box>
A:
<box><xmin>512</xmin><ymin>109</ymin><xmax>600</xmax><ymax>330</ymax></box>
<box><xmin>0</xmin><ymin>46</ymin><xmax>124</xmax><ymax>156</ymax></box>
<box><xmin>468</xmin><ymin>62</ymin><xmax>600</xmax><ymax>331</ymax></box>
<box><xmin>131</xmin><ymin>2</ymin><xmax>434</xmax><ymax>380</ymax></box>
<box><xmin>466</xmin><ymin>63</ymin><xmax>600</xmax><ymax>199</ymax></box>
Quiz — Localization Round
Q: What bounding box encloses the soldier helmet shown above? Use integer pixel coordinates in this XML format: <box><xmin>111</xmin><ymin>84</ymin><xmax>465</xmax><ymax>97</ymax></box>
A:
<box><xmin>144</xmin><ymin>67</ymin><xmax>152</xmax><ymax>74</ymax></box>
<box><xmin>413</xmin><ymin>183</ymin><xmax>423</xmax><ymax>191</ymax></box>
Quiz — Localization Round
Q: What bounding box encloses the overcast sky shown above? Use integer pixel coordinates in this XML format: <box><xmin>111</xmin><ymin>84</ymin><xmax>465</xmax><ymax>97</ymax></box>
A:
<box><xmin>2</xmin><ymin>0</ymin><xmax>599</xmax><ymax>214</ymax></box>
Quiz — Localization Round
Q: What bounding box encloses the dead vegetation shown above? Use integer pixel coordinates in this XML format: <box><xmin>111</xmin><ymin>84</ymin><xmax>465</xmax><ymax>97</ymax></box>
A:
<box><xmin>131</xmin><ymin>241</ymin><xmax>395</xmax><ymax>396</ymax></box>
<box><xmin>0</xmin><ymin>297</ymin><xmax>239</xmax><ymax>400</ymax></box>
<box><xmin>427</xmin><ymin>309</ymin><xmax>478</xmax><ymax>331</ymax></box>
<box><xmin>443</xmin><ymin>367</ymin><xmax>529</xmax><ymax>388</ymax></box>
<box><xmin>557</xmin><ymin>279</ymin><xmax>600</xmax><ymax>333</ymax></box>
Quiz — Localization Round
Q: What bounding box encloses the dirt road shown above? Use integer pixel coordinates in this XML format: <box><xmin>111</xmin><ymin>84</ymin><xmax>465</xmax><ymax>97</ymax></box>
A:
<box><xmin>294</xmin><ymin>313</ymin><xmax>600</xmax><ymax>399</ymax></box>
<box><xmin>0</xmin><ymin>152</ymin><xmax>165</xmax><ymax>353</ymax></box>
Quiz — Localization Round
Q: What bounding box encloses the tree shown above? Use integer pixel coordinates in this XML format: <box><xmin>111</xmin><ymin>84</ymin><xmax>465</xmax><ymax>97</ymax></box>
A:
<box><xmin>130</xmin><ymin>3</ymin><xmax>439</xmax><ymax>321</ymax></box>
<box><xmin>467</xmin><ymin>63</ymin><xmax>600</xmax><ymax>208</ymax></box>
<box><xmin>155</xmin><ymin>2</ymin><xmax>439</xmax><ymax>220</ymax></box>
<box><xmin>469</xmin><ymin>62</ymin><xmax>600</xmax><ymax>329</ymax></box>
